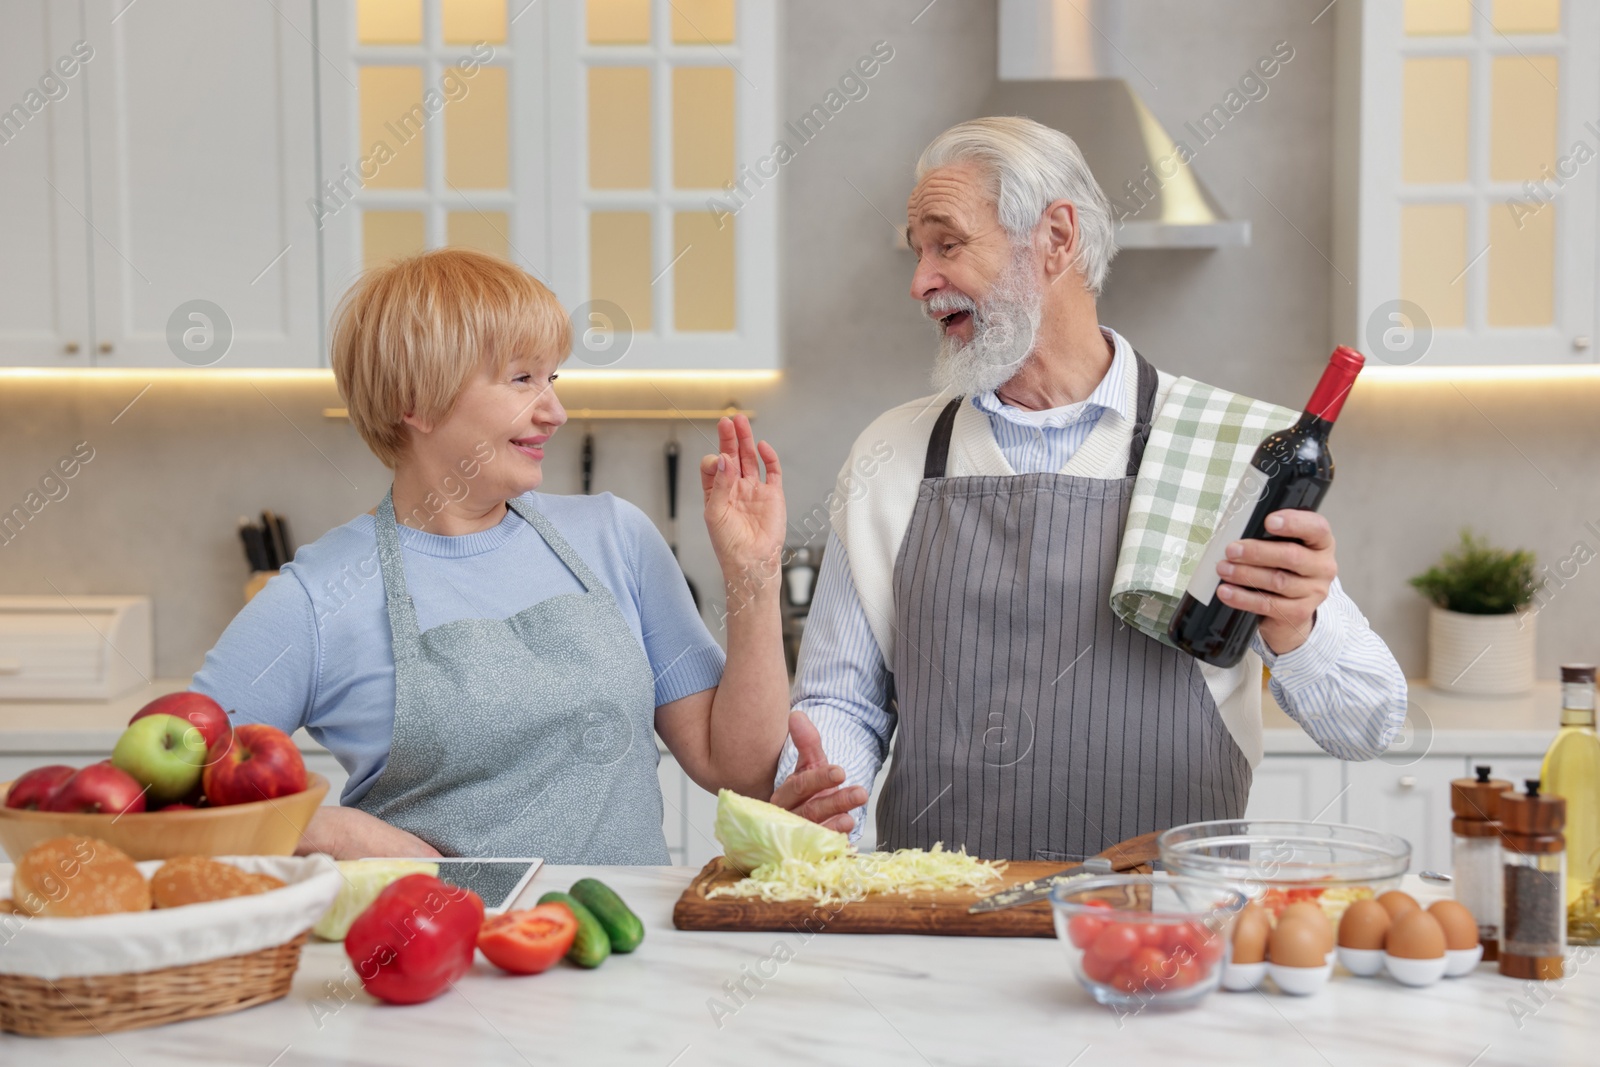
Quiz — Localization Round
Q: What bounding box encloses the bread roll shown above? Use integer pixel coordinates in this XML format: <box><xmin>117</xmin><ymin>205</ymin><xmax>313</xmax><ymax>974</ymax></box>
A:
<box><xmin>13</xmin><ymin>836</ymin><xmax>150</xmax><ymax>917</ymax></box>
<box><xmin>150</xmin><ymin>857</ymin><xmax>283</xmax><ymax>908</ymax></box>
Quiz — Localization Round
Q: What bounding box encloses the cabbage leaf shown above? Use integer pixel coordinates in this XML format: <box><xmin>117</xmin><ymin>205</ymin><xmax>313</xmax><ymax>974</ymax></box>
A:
<box><xmin>713</xmin><ymin>789</ymin><xmax>849</xmax><ymax>873</ymax></box>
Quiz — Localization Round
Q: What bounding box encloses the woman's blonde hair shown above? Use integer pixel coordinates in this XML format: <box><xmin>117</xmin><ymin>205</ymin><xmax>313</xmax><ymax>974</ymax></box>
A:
<box><xmin>330</xmin><ymin>248</ymin><xmax>570</xmax><ymax>468</ymax></box>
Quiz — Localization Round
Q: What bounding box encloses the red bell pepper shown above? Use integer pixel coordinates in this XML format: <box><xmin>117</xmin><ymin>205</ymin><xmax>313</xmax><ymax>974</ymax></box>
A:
<box><xmin>345</xmin><ymin>873</ymin><xmax>485</xmax><ymax>1005</ymax></box>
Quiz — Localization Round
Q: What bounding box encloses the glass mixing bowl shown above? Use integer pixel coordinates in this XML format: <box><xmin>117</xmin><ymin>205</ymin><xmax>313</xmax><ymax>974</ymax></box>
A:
<box><xmin>1158</xmin><ymin>819</ymin><xmax>1411</xmax><ymax>924</ymax></box>
<box><xmin>1051</xmin><ymin>873</ymin><xmax>1247</xmax><ymax>1012</ymax></box>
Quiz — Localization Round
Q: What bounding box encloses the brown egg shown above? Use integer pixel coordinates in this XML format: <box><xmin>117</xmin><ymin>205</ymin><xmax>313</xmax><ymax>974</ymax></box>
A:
<box><xmin>1377</xmin><ymin>890</ymin><xmax>1420</xmax><ymax>921</ymax></box>
<box><xmin>1386</xmin><ymin>909</ymin><xmax>1447</xmax><ymax>960</ymax></box>
<box><xmin>1428</xmin><ymin>900</ymin><xmax>1480</xmax><ymax>951</ymax></box>
<box><xmin>1337</xmin><ymin>899</ymin><xmax>1392</xmax><ymax>951</ymax></box>
<box><xmin>1233</xmin><ymin>902</ymin><xmax>1271</xmax><ymax>965</ymax></box>
<box><xmin>1269</xmin><ymin>918</ymin><xmax>1327</xmax><ymax>967</ymax></box>
<box><xmin>1278</xmin><ymin>902</ymin><xmax>1334</xmax><ymax>953</ymax></box>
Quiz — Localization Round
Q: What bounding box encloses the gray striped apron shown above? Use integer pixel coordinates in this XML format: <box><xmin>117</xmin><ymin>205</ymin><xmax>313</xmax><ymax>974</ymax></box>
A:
<box><xmin>876</xmin><ymin>353</ymin><xmax>1251</xmax><ymax>861</ymax></box>
<box><xmin>355</xmin><ymin>490</ymin><xmax>669</xmax><ymax>864</ymax></box>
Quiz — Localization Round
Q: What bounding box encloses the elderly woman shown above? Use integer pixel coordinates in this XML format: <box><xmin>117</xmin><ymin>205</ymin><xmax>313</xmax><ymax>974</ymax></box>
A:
<box><xmin>193</xmin><ymin>249</ymin><xmax>847</xmax><ymax>862</ymax></box>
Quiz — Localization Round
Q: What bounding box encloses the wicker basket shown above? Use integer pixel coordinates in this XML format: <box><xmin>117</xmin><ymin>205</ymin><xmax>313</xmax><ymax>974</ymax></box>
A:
<box><xmin>0</xmin><ymin>932</ymin><xmax>308</xmax><ymax>1037</ymax></box>
<box><xmin>0</xmin><ymin>854</ymin><xmax>339</xmax><ymax>1038</ymax></box>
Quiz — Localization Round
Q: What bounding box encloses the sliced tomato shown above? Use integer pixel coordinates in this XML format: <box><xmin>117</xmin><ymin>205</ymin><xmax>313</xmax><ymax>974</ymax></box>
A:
<box><xmin>478</xmin><ymin>904</ymin><xmax>579</xmax><ymax>976</ymax></box>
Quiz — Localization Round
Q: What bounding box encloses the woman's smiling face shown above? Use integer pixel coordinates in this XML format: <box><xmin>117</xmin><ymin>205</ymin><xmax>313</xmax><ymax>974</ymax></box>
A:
<box><xmin>405</xmin><ymin>349</ymin><xmax>567</xmax><ymax>502</ymax></box>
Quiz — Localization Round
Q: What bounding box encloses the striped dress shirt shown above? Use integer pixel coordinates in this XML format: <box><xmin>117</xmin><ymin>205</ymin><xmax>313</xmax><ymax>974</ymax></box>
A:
<box><xmin>779</xmin><ymin>333</ymin><xmax>1409</xmax><ymax>838</ymax></box>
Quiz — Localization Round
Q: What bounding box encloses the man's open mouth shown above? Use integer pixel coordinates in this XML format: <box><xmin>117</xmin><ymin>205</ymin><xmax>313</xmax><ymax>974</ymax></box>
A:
<box><xmin>938</xmin><ymin>309</ymin><xmax>972</xmax><ymax>332</ymax></box>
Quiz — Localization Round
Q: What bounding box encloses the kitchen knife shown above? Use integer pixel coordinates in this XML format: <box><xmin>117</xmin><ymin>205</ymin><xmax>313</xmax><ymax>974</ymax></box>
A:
<box><xmin>271</xmin><ymin>513</ymin><xmax>293</xmax><ymax>564</ymax></box>
<box><xmin>967</xmin><ymin>857</ymin><xmax>1114</xmax><ymax>913</ymax></box>
<box><xmin>239</xmin><ymin>519</ymin><xmax>269</xmax><ymax>572</ymax></box>
<box><xmin>665</xmin><ymin>439</ymin><xmax>701</xmax><ymax>610</ymax></box>
<box><xmin>967</xmin><ymin>829</ymin><xmax>1165</xmax><ymax>913</ymax></box>
<box><xmin>261</xmin><ymin>510</ymin><xmax>285</xmax><ymax>569</ymax></box>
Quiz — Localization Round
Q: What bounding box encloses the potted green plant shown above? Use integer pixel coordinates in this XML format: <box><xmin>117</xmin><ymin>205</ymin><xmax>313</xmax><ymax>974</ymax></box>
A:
<box><xmin>1410</xmin><ymin>530</ymin><xmax>1538</xmax><ymax>695</ymax></box>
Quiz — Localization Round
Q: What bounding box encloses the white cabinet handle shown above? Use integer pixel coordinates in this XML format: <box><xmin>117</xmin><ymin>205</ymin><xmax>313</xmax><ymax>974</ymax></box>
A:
<box><xmin>1398</xmin><ymin>775</ymin><xmax>1417</xmax><ymax>789</ymax></box>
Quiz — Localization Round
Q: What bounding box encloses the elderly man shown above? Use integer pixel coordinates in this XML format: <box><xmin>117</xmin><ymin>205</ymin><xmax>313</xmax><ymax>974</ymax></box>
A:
<box><xmin>767</xmin><ymin>117</ymin><xmax>1407</xmax><ymax>862</ymax></box>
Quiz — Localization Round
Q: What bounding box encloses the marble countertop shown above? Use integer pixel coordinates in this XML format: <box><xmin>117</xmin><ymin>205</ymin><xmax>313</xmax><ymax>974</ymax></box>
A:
<box><xmin>0</xmin><ymin>679</ymin><xmax>1568</xmax><ymax>759</ymax></box>
<box><xmin>2</xmin><ymin>869</ymin><xmax>1591</xmax><ymax>1066</ymax></box>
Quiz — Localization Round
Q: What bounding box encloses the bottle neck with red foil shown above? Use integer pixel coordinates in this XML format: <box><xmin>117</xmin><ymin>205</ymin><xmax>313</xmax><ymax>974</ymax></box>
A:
<box><xmin>1303</xmin><ymin>345</ymin><xmax>1366</xmax><ymax>426</ymax></box>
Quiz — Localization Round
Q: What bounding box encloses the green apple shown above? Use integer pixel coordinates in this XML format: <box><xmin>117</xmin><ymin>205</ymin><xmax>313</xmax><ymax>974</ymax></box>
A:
<box><xmin>111</xmin><ymin>713</ymin><xmax>208</xmax><ymax>804</ymax></box>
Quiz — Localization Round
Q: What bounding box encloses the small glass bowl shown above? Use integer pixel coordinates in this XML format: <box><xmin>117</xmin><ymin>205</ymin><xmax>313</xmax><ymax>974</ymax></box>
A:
<box><xmin>1050</xmin><ymin>874</ymin><xmax>1247</xmax><ymax>1012</ymax></box>
<box><xmin>1158</xmin><ymin>820</ymin><xmax>1410</xmax><ymax>926</ymax></box>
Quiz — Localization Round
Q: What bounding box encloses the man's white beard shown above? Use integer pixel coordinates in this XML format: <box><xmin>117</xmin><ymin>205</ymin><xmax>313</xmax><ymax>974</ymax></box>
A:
<box><xmin>927</xmin><ymin>250</ymin><xmax>1043</xmax><ymax>397</ymax></box>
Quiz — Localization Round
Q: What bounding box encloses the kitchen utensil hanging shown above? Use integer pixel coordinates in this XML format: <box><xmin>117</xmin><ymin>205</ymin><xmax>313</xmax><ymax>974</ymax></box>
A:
<box><xmin>665</xmin><ymin>438</ymin><xmax>701</xmax><ymax>611</ymax></box>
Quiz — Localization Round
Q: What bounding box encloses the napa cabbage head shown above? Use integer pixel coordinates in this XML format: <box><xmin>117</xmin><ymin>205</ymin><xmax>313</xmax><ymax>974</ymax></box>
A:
<box><xmin>714</xmin><ymin>789</ymin><xmax>850</xmax><ymax>873</ymax></box>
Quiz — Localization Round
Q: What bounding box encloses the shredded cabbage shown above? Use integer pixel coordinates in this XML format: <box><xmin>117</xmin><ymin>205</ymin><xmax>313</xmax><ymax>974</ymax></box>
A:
<box><xmin>707</xmin><ymin>844</ymin><xmax>1007</xmax><ymax>906</ymax></box>
<box><xmin>709</xmin><ymin>790</ymin><xmax>1005</xmax><ymax>905</ymax></box>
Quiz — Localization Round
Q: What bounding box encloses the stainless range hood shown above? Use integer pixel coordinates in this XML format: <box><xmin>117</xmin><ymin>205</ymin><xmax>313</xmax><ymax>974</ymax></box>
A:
<box><xmin>979</xmin><ymin>0</ymin><xmax>1250</xmax><ymax>249</ymax></box>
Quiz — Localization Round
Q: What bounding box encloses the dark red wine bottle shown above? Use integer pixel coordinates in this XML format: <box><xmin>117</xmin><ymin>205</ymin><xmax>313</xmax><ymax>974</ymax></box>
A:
<box><xmin>1168</xmin><ymin>346</ymin><xmax>1365</xmax><ymax>667</ymax></box>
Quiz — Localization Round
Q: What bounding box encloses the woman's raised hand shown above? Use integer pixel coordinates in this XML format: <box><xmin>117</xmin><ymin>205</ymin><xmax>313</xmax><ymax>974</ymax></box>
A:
<box><xmin>700</xmin><ymin>414</ymin><xmax>785</xmax><ymax>583</ymax></box>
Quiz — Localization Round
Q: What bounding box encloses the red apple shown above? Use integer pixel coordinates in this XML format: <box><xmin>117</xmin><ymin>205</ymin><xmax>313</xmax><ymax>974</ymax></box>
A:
<box><xmin>202</xmin><ymin>723</ymin><xmax>307</xmax><ymax>806</ymax></box>
<box><xmin>4</xmin><ymin>765</ymin><xmax>77</xmax><ymax>810</ymax></box>
<box><xmin>130</xmin><ymin>691</ymin><xmax>232</xmax><ymax>751</ymax></box>
<box><xmin>44</xmin><ymin>763</ymin><xmax>148</xmax><ymax>815</ymax></box>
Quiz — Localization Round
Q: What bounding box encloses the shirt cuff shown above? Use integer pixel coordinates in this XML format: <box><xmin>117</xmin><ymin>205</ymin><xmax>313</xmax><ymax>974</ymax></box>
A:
<box><xmin>652</xmin><ymin>643</ymin><xmax>727</xmax><ymax>708</ymax></box>
<box><xmin>1254</xmin><ymin>602</ymin><xmax>1345</xmax><ymax>690</ymax></box>
<box><xmin>774</xmin><ymin>736</ymin><xmax>800</xmax><ymax>791</ymax></box>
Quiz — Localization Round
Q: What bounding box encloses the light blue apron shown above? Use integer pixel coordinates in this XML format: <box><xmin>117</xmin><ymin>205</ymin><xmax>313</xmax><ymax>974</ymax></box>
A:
<box><xmin>355</xmin><ymin>490</ymin><xmax>670</xmax><ymax>864</ymax></box>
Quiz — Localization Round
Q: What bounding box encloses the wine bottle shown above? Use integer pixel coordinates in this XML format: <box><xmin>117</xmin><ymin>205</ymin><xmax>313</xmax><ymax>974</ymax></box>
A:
<box><xmin>1168</xmin><ymin>345</ymin><xmax>1365</xmax><ymax>667</ymax></box>
<box><xmin>1540</xmin><ymin>664</ymin><xmax>1600</xmax><ymax>945</ymax></box>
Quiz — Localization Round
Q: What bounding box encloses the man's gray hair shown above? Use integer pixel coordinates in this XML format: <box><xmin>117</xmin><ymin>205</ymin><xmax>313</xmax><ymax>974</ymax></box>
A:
<box><xmin>915</xmin><ymin>116</ymin><xmax>1118</xmax><ymax>294</ymax></box>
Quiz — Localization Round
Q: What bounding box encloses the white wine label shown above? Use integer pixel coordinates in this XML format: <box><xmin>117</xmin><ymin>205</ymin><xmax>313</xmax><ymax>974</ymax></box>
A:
<box><xmin>1185</xmin><ymin>466</ymin><xmax>1270</xmax><ymax>606</ymax></box>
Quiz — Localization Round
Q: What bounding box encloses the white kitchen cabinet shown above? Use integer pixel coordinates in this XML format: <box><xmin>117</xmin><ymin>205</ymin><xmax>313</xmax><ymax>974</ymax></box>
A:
<box><xmin>0</xmin><ymin>0</ymin><xmax>323</xmax><ymax>369</ymax></box>
<box><xmin>1344</xmin><ymin>756</ymin><xmax>1464</xmax><ymax>874</ymax></box>
<box><xmin>314</xmin><ymin>0</ymin><xmax>779</xmax><ymax>374</ymax></box>
<box><xmin>0</xmin><ymin>0</ymin><xmax>92</xmax><ymax>366</ymax></box>
<box><xmin>1333</xmin><ymin>0</ymin><xmax>1600</xmax><ymax>368</ymax></box>
<box><xmin>81</xmin><ymin>0</ymin><xmax>322</xmax><ymax>368</ymax></box>
<box><xmin>657</xmin><ymin>752</ymin><xmax>687</xmax><ymax>864</ymax></box>
<box><xmin>1245</xmin><ymin>755</ymin><xmax>1348</xmax><ymax>823</ymax></box>
<box><xmin>683</xmin><ymin>773</ymin><xmax>721</xmax><ymax>870</ymax></box>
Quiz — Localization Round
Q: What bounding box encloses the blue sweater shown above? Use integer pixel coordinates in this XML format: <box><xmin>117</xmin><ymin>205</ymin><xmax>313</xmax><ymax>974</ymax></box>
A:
<box><xmin>192</xmin><ymin>492</ymin><xmax>725</xmax><ymax>804</ymax></box>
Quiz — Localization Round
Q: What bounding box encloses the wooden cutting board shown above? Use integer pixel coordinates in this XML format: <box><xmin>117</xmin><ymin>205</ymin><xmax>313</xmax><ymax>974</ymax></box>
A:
<box><xmin>672</xmin><ymin>832</ymin><xmax>1160</xmax><ymax>939</ymax></box>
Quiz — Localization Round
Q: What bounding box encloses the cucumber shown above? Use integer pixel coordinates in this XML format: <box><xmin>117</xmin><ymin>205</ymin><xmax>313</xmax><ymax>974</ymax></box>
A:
<box><xmin>538</xmin><ymin>891</ymin><xmax>611</xmax><ymax>969</ymax></box>
<box><xmin>569</xmin><ymin>878</ymin><xmax>644</xmax><ymax>953</ymax></box>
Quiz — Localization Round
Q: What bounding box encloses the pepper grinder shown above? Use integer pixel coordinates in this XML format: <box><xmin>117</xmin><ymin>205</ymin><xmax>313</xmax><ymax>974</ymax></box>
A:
<box><xmin>1451</xmin><ymin>765</ymin><xmax>1515</xmax><ymax>961</ymax></box>
<box><xmin>1500</xmin><ymin>779</ymin><xmax>1567</xmax><ymax>980</ymax></box>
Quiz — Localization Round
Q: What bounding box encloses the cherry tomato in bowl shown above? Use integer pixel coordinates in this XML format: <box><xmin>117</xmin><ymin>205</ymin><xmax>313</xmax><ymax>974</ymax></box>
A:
<box><xmin>479</xmin><ymin>903</ymin><xmax>580</xmax><ymax>975</ymax></box>
<box><xmin>1050</xmin><ymin>874</ymin><xmax>1246</xmax><ymax>1012</ymax></box>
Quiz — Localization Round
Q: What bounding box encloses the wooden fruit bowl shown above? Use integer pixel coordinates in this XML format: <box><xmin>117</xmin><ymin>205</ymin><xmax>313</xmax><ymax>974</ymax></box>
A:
<box><xmin>0</xmin><ymin>774</ymin><xmax>329</xmax><ymax>862</ymax></box>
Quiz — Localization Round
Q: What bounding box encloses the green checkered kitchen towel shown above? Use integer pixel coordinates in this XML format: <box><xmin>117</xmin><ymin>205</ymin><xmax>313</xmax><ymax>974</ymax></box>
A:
<box><xmin>1110</xmin><ymin>377</ymin><xmax>1300</xmax><ymax>647</ymax></box>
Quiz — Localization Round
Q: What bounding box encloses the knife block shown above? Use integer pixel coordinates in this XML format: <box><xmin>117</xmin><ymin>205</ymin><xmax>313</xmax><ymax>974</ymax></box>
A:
<box><xmin>244</xmin><ymin>570</ymin><xmax>279</xmax><ymax>603</ymax></box>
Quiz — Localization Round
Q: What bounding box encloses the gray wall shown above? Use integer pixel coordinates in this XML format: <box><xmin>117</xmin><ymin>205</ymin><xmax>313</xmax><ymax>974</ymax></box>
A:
<box><xmin>2</xmin><ymin>0</ymin><xmax>1596</xmax><ymax>688</ymax></box>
